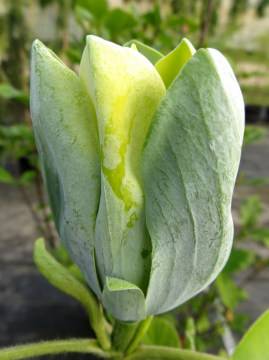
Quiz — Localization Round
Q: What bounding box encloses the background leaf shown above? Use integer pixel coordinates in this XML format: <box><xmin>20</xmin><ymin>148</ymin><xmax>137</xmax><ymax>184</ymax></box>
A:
<box><xmin>222</xmin><ymin>248</ymin><xmax>255</xmax><ymax>274</ymax></box>
<box><xmin>240</xmin><ymin>196</ymin><xmax>262</xmax><ymax>228</ymax></box>
<box><xmin>0</xmin><ymin>83</ymin><xmax>29</xmax><ymax>105</ymax></box>
<box><xmin>243</xmin><ymin>125</ymin><xmax>267</xmax><ymax>147</ymax></box>
<box><xmin>215</xmin><ymin>274</ymin><xmax>247</xmax><ymax>310</ymax></box>
<box><xmin>141</xmin><ymin>317</ymin><xmax>181</xmax><ymax>348</ymax></box>
<box><xmin>18</xmin><ymin>170</ymin><xmax>37</xmax><ymax>186</ymax></box>
<box><xmin>247</xmin><ymin>228</ymin><xmax>269</xmax><ymax>244</ymax></box>
<box><xmin>245</xmin><ymin>177</ymin><xmax>269</xmax><ymax>185</ymax></box>
<box><xmin>185</xmin><ymin>317</ymin><xmax>196</xmax><ymax>350</ymax></box>
<box><xmin>232</xmin><ymin>310</ymin><xmax>269</xmax><ymax>360</ymax></box>
<box><xmin>0</xmin><ymin>168</ymin><xmax>15</xmax><ymax>184</ymax></box>
<box><xmin>75</xmin><ymin>0</ymin><xmax>108</xmax><ymax>20</ymax></box>
<box><xmin>104</xmin><ymin>8</ymin><xmax>137</xmax><ymax>35</ymax></box>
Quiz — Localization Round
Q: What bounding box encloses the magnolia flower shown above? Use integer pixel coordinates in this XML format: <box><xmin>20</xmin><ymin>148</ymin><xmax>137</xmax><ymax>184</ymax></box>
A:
<box><xmin>30</xmin><ymin>35</ymin><xmax>244</xmax><ymax>321</ymax></box>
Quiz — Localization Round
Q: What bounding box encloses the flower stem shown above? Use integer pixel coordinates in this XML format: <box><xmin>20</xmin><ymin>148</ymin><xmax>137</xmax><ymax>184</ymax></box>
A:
<box><xmin>0</xmin><ymin>339</ymin><xmax>118</xmax><ymax>360</ymax></box>
<box><xmin>124</xmin><ymin>345</ymin><xmax>227</xmax><ymax>360</ymax></box>
<box><xmin>125</xmin><ymin>316</ymin><xmax>153</xmax><ymax>355</ymax></box>
<box><xmin>112</xmin><ymin>320</ymin><xmax>140</xmax><ymax>352</ymax></box>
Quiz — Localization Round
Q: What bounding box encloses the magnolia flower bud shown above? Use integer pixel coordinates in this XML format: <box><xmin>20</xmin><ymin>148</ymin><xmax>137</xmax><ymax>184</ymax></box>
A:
<box><xmin>30</xmin><ymin>36</ymin><xmax>244</xmax><ymax>322</ymax></box>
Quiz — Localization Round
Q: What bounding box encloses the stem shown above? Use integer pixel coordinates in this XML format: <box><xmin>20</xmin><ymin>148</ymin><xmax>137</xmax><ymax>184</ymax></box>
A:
<box><xmin>214</xmin><ymin>298</ymin><xmax>236</xmax><ymax>356</ymax></box>
<box><xmin>112</xmin><ymin>320</ymin><xmax>139</xmax><ymax>352</ymax></box>
<box><xmin>92</xmin><ymin>306</ymin><xmax>112</xmax><ymax>351</ymax></box>
<box><xmin>34</xmin><ymin>172</ymin><xmax>55</xmax><ymax>247</ymax></box>
<box><xmin>18</xmin><ymin>184</ymin><xmax>42</xmax><ymax>230</ymax></box>
<box><xmin>62</xmin><ymin>0</ymin><xmax>71</xmax><ymax>50</ymax></box>
<box><xmin>60</xmin><ymin>0</ymin><xmax>72</xmax><ymax>67</ymax></box>
<box><xmin>14</xmin><ymin>161</ymin><xmax>43</xmax><ymax>234</ymax></box>
<box><xmin>198</xmin><ymin>0</ymin><xmax>215</xmax><ymax>48</ymax></box>
<box><xmin>125</xmin><ymin>316</ymin><xmax>153</xmax><ymax>355</ymax></box>
<box><xmin>124</xmin><ymin>346</ymin><xmax>226</xmax><ymax>360</ymax></box>
<box><xmin>0</xmin><ymin>339</ymin><xmax>119</xmax><ymax>360</ymax></box>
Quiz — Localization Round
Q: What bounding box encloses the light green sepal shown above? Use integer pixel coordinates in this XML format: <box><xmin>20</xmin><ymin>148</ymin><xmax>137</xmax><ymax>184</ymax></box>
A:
<box><xmin>155</xmin><ymin>38</ymin><xmax>196</xmax><ymax>88</ymax></box>
<box><xmin>123</xmin><ymin>39</ymin><xmax>164</xmax><ymax>65</ymax></box>
<box><xmin>102</xmin><ymin>277</ymin><xmax>146</xmax><ymax>322</ymax></box>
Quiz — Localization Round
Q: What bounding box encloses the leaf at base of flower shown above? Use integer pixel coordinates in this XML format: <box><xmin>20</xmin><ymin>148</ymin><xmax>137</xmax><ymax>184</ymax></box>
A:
<box><xmin>34</xmin><ymin>238</ymin><xmax>111</xmax><ymax>350</ymax></box>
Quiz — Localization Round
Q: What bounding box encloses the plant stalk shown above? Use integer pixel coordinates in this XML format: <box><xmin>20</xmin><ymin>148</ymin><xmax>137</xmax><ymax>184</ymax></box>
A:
<box><xmin>112</xmin><ymin>320</ymin><xmax>140</xmax><ymax>352</ymax></box>
<box><xmin>198</xmin><ymin>0</ymin><xmax>215</xmax><ymax>48</ymax></box>
<box><xmin>125</xmin><ymin>316</ymin><xmax>153</xmax><ymax>355</ymax></box>
<box><xmin>0</xmin><ymin>339</ymin><xmax>118</xmax><ymax>360</ymax></box>
<box><xmin>124</xmin><ymin>345</ymin><xmax>227</xmax><ymax>360</ymax></box>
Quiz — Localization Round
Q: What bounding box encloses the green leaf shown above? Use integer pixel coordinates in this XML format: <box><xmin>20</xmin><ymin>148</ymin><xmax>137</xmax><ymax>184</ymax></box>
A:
<box><xmin>142</xmin><ymin>48</ymin><xmax>244</xmax><ymax>316</ymax></box>
<box><xmin>18</xmin><ymin>170</ymin><xmax>37</xmax><ymax>186</ymax></box>
<box><xmin>141</xmin><ymin>317</ymin><xmax>181</xmax><ymax>348</ymax></box>
<box><xmin>67</xmin><ymin>263</ymin><xmax>87</xmax><ymax>284</ymax></box>
<box><xmin>75</xmin><ymin>0</ymin><xmax>108</xmax><ymax>20</ymax></box>
<box><xmin>0</xmin><ymin>124</ymin><xmax>34</xmax><ymax>141</ymax></box>
<box><xmin>75</xmin><ymin>4</ymin><xmax>94</xmax><ymax>23</ymax></box>
<box><xmin>102</xmin><ymin>277</ymin><xmax>146</xmax><ymax>322</ymax></box>
<box><xmin>124</xmin><ymin>40</ymin><xmax>163</xmax><ymax>65</ymax></box>
<box><xmin>230</xmin><ymin>313</ymin><xmax>249</xmax><ymax>333</ymax></box>
<box><xmin>240</xmin><ymin>196</ymin><xmax>262</xmax><ymax>228</ymax></box>
<box><xmin>215</xmin><ymin>273</ymin><xmax>247</xmax><ymax>310</ymax></box>
<box><xmin>64</xmin><ymin>48</ymin><xmax>83</xmax><ymax>64</ymax></box>
<box><xmin>155</xmin><ymin>38</ymin><xmax>196</xmax><ymax>88</ymax></box>
<box><xmin>30</xmin><ymin>40</ymin><xmax>101</xmax><ymax>297</ymax></box>
<box><xmin>243</xmin><ymin>125</ymin><xmax>267</xmax><ymax>147</ymax></box>
<box><xmin>247</xmin><ymin>228</ymin><xmax>269</xmax><ymax>243</ymax></box>
<box><xmin>196</xmin><ymin>314</ymin><xmax>210</xmax><ymax>333</ymax></box>
<box><xmin>218</xmin><ymin>349</ymin><xmax>229</xmax><ymax>358</ymax></box>
<box><xmin>34</xmin><ymin>239</ymin><xmax>111</xmax><ymax>350</ymax></box>
<box><xmin>0</xmin><ymin>168</ymin><xmax>15</xmax><ymax>184</ymax></box>
<box><xmin>34</xmin><ymin>238</ymin><xmax>96</xmax><ymax>311</ymax></box>
<box><xmin>104</xmin><ymin>8</ymin><xmax>137</xmax><ymax>35</ymax></box>
<box><xmin>245</xmin><ymin>177</ymin><xmax>269</xmax><ymax>185</ymax></box>
<box><xmin>159</xmin><ymin>313</ymin><xmax>178</xmax><ymax>327</ymax></box>
<box><xmin>232</xmin><ymin>310</ymin><xmax>269</xmax><ymax>360</ymax></box>
<box><xmin>185</xmin><ymin>317</ymin><xmax>196</xmax><ymax>350</ymax></box>
<box><xmin>142</xmin><ymin>3</ymin><xmax>161</xmax><ymax>26</ymax></box>
<box><xmin>50</xmin><ymin>242</ymin><xmax>72</xmax><ymax>266</ymax></box>
<box><xmin>223</xmin><ymin>248</ymin><xmax>255</xmax><ymax>274</ymax></box>
<box><xmin>0</xmin><ymin>83</ymin><xmax>29</xmax><ymax>105</ymax></box>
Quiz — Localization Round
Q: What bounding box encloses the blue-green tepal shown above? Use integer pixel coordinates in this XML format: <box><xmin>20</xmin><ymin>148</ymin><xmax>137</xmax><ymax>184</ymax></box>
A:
<box><xmin>30</xmin><ymin>36</ymin><xmax>244</xmax><ymax>321</ymax></box>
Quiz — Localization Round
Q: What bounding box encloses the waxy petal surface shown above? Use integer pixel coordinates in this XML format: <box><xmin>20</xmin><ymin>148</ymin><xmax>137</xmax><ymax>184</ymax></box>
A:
<box><xmin>80</xmin><ymin>35</ymin><xmax>166</xmax><ymax>305</ymax></box>
<box><xmin>30</xmin><ymin>40</ymin><xmax>101</xmax><ymax>296</ymax></box>
<box><xmin>142</xmin><ymin>48</ymin><xmax>244</xmax><ymax>315</ymax></box>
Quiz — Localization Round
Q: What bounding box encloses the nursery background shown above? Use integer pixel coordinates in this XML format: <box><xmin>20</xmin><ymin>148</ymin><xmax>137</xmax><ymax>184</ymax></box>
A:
<box><xmin>0</xmin><ymin>0</ymin><xmax>269</xmax><ymax>358</ymax></box>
